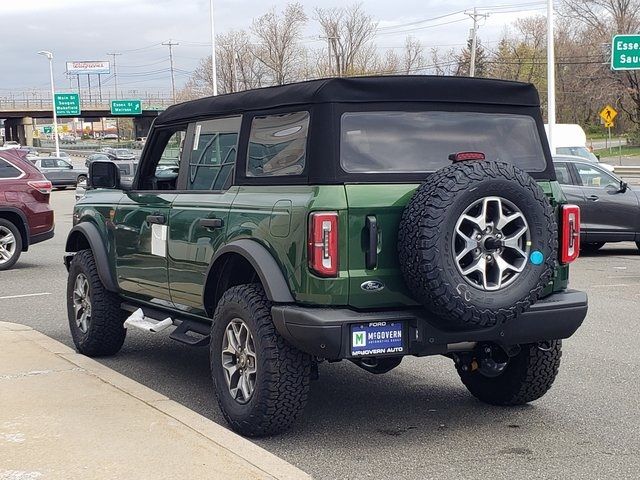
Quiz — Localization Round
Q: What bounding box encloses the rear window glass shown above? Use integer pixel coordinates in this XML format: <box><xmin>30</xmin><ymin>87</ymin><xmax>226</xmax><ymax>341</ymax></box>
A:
<box><xmin>340</xmin><ymin>111</ymin><xmax>546</xmax><ymax>173</ymax></box>
<box><xmin>0</xmin><ymin>159</ymin><xmax>22</xmax><ymax>179</ymax></box>
<box><xmin>247</xmin><ymin>111</ymin><xmax>309</xmax><ymax>177</ymax></box>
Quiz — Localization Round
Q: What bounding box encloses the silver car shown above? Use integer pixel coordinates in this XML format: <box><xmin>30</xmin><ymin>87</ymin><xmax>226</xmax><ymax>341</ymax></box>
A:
<box><xmin>34</xmin><ymin>157</ymin><xmax>88</xmax><ymax>189</ymax></box>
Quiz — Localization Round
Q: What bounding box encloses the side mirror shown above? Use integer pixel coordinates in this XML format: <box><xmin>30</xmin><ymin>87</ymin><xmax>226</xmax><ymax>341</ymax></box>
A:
<box><xmin>619</xmin><ymin>180</ymin><xmax>628</xmax><ymax>193</ymax></box>
<box><xmin>89</xmin><ymin>160</ymin><xmax>121</xmax><ymax>189</ymax></box>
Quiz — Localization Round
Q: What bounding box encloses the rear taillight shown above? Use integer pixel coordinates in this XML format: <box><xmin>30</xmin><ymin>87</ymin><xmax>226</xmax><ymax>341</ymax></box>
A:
<box><xmin>28</xmin><ymin>180</ymin><xmax>52</xmax><ymax>195</ymax></box>
<box><xmin>560</xmin><ymin>205</ymin><xmax>580</xmax><ymax>264</ymax></box>
<box><xmin>308</xmin><ymin>212</ymin><xmax>339</xmax><ymax>277</ymax></box>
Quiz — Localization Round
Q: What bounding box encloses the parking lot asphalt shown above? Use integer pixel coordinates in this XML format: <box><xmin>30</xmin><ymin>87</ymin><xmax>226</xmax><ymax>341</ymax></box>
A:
<box><xmin>1</xmin><ymin>190</ymin><xmax>639</xmax><ymax>479</ymax></box>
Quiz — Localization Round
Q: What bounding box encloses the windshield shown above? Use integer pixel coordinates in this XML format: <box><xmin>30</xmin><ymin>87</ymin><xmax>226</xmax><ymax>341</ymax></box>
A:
<box><xmin>115</xmin><ymin>149</ymin><xmax>132</xmax><ymax>155</ymax></box>
<box><xmin>340</xmin><ymin>111</ymin><xmax>546</xmax><ymax>173</ymax></box>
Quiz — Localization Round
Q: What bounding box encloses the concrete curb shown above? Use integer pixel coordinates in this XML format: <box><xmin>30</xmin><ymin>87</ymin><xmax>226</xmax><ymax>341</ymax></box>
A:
<box><xmin>0</xmin><ymin>322</ymin><xmax>311</xmax><ymax>480</ymax></box>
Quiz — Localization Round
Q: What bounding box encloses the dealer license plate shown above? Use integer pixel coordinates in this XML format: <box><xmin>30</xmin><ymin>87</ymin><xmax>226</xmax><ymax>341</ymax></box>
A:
<box><xmin>350</xmin><ymin>321</ymin><xmax>406</xmax><ymax>357</ymax></box>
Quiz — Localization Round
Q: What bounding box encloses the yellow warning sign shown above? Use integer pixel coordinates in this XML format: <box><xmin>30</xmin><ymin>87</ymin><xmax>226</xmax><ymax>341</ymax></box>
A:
<box><xmin>600</xmin><ymin>105</ymin><xmax>618</xmax><ymax>124</ymax></box>
<box><xmin>604</xmin><ymin>120</ymin><xmax>615</xmax><ymax>129</ymax></box>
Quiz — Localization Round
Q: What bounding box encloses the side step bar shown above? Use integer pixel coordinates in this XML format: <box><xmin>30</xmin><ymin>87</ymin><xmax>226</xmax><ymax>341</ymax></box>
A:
<box><xmin>121</xmin><ymin>303</ymin><xmax>211</xmax><ymax>347</ymax></box>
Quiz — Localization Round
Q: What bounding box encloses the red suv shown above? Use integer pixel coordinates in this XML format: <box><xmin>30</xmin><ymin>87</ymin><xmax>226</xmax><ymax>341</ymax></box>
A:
<box><xmin>0</xmin><ymin>149</ymin><xmax>54</xmax><ymax>270</ymax></box>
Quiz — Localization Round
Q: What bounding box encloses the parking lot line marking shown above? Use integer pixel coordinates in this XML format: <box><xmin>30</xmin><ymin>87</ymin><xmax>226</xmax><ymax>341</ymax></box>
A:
<box><xmin>591</xmin><ymin>283</ymin><xmax>640</xmax><ymax>288</ymax></box>
<box><xmin>0</xmin><ymin>292</ymin><xmax>52</xmax><ymax>300</ymax></box>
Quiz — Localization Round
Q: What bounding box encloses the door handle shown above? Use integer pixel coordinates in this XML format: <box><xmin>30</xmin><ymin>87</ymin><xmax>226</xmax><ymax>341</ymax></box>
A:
<box><xmin>199</xmin><ymin>217</ymin><xmax>224</xmax><ymax>230</ymax></box>
<box><xmin>146</xmin><ymin>214</ymin><xmax>166</xmax><ymax>225</ymax></box>
<box><xmin>587</xmin><ymin>195</ymin><xmax>599</xmax><ymax>201</ymax></box>
<box><xmin>365</xmin><ymin>215</ymin><xmax>378</xmax><ymax>270</ymax></box>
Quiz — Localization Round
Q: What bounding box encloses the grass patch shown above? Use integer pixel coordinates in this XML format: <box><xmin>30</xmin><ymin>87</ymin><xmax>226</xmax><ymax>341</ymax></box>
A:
<box><xmin>594</xmin><ymin>145</ymin><xmax>640</xmax><ymax>158</ymax></box>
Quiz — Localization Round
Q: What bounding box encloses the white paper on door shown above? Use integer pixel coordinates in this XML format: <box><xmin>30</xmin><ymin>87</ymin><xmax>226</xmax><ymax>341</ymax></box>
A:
<box><xmin>151</xmin><ymin>224</ymin><xmax>167</xmax><ymax>257</ymax></box>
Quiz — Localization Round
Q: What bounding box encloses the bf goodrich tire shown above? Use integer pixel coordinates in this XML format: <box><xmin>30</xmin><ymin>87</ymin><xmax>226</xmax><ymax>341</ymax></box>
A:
<box><xmin>67</xmin><ymin>249</ymin><xmax>127</xmax><ymax>356</ymax></box>
<box><xmin>457</xmin><ymin>341</ymin><xmax>562</xmax><ymax>405</ymax></box>
<box><xmin>0</xmin><ymin>219</ymin><xmax>22</xmax><ymax>271</ymax></box>
<box><xmin>398</xmin><ymin>160</ymin><xmax>557</xmax><ymax>328</ymax></box>
<box><xmin>210</xmin><ymin>284</ymin><xmax>312</xmax><ymax>437</ymax></box>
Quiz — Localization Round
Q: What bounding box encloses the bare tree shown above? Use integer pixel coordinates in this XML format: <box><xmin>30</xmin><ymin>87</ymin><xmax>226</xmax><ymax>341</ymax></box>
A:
<box><xmin>562</xmin><ymin>0</ymin><xmax>640</xmax><ymax>129</ymax></box>
<box><xmin>315</xmin><ymin>3</ymin><xmax>378</xmax><ymax>76</ymax></box>
<box><xmin>402</xmin><ymin>36</ymin><xmax>425</xmax><ymax>74</ymax></box>
<box><xmin>251</xmin><ymin>3</ymin><xmax>307</xmax><ymax>85</ymax></box>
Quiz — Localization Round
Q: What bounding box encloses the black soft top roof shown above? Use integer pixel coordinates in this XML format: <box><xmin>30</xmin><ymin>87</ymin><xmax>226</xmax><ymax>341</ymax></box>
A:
<box><xmin>155</xmin><ymin>75</ymin><xmax>540</xmax><ymax>126</ymax></box>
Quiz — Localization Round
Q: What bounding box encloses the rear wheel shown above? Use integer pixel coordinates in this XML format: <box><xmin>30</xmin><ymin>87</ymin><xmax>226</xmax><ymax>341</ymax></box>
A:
<box><xmin>210</xmin><ymin>284</ymin><xmax>311</xmax><ymax>436</ymax></box>
<box><xmin>76</xmin><ymin>175</ymin><xmax>87</xmax><ymax>188</ymax></box>
<box><xmin>456</xmin><ymin>341</ymin><xmax>562</xmax><ymax>405</ymax></box>
<box><xmin>67</xmin><ymin>249</ymin><xmax>126</xmax><ymax>356</ymax></box>
<box><xmin>0</xmin><ymin>219</ymin><xmax>22</xmax><ymax>271</ymax></box>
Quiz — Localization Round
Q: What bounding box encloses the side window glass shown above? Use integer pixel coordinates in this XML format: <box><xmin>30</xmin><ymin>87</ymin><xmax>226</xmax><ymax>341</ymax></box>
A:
<box><xmin>187</xmin><ymin>116</ymin><xmax>241</xmax><ymax>191</ymax></box>
<box><xmin>247</xmin><ymin>111</ymin><xmax>309</xmax><ymax>177</ymax></box>
<box><xmin>576</xmin><ymin>164</ymin><xmax>618</xmax><ymax>189</ymax></box>
<box><xmin>138</xmin><ymin>128</ymin><xmax>186</xmax><ymax>191</ymax></box>
<box><xmin>56</xmin><ymin>159</ymin><xmax>71</xmax><ymax>168</ymax></box>
<box><xmin>0</xmin><ymin>159</ymin><xmax>21</xmax><ymax>179</ymax></box>
<box><xmin>554</xmin><ymin>163</ymin><xmax>572</xmax><ymax>185</ymax></box>
<box><xmin>41</xmin><ymin>159</ymin><xmax>55</xmax><ymax>169</ymax></box>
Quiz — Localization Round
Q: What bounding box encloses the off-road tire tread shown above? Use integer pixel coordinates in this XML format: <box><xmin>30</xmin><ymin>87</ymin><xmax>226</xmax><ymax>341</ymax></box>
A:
<box><xmin>211</xmin><ymin>284</ymin><xmax>311</xmax><ymax>437</ymax></box>
<box><xmin>457</xmin><ymin>341</ymin><xmax>562</xmax><ymax>405</ymax></box>
<box><xmin>0</xmin><ymin>218</ymin><xmax>22</xmax><ymax>271</ymax></box>
<box><xmin>398</xmin><ymin>160</ymin><xmax>557</xmax><ymax>327</ymax></box>
<box><xmin>67</xmin><ymin>249</ymin><xmax>126</xmax><ymax>356</ymax></box>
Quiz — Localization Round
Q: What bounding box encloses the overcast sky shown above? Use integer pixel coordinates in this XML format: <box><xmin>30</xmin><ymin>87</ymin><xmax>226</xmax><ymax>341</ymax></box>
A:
<box><xmin>1</xmin><ymin>0</ymin><xmax>548</xmax><ymax>97</ymax></box>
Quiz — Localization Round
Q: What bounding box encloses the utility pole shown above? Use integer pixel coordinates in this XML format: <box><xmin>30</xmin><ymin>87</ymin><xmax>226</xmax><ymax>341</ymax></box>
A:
<box><xmin>163</xmin><ymin>40</ymin><xmax>179</xmax><ymax>103</ymax></box>
<box><xmin>209</xmin><ymin>0</ymin><xmax>218</xmax><ymax>96</ymax></box>
<box><xmin>465</xmin><ymin>8</ymin><xmax>489</xmax><ymax>77</ymax></box>
<box><xmin>107</xmin><ymin>52</ymin><xmax>122</xmax><ymax>141</ymax></box>
<box><xmin>320</xmin><ymin>36</ymin><xmax>338</xmax><ymax>76</ymax></box>
<box><xmin>546</xmin><ymin>0</ymin><xmax>556</xmax><ymax>152</ymax></box>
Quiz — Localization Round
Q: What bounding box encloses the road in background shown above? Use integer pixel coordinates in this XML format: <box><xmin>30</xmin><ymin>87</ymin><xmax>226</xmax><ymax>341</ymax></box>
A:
<box><xmin>1</xmin><ymin>190</ymin><xmax>639</xmax><ymax>479</ymax></box>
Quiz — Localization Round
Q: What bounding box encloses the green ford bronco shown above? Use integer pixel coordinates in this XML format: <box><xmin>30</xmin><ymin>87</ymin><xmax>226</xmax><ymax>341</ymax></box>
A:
<box><xmin>65</xmin><ymin>76</ymin><xmax>587</xmax><ymax>436</ymax></box>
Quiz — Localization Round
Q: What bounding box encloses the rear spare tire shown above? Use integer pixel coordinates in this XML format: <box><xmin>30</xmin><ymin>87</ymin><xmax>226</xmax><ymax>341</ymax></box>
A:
<box><xmin>398</xmin><ymin>160</ymin><xmax>557</xmax><ymax>328</ymax></box>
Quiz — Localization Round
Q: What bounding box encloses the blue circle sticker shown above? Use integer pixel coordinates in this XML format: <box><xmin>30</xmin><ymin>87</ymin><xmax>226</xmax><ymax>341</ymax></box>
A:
<box><xmin>530</xmin><ymin>250</ymin><xmax>544</xmax><ymax>265</ymax></box>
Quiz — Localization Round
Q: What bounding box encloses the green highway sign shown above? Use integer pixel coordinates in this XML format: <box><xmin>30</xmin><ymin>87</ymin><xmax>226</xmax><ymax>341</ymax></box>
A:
<box><xmin>111</xmin><ymin>100</ymin><xmax>142</xmax><ymax>115</ymax></box>
<box><xmin>43</xmin><ymin>126</ymin><xmax>53</xmax><ymax>134</ymax></box>
<box><xmin>54</xmin><ymin>93</ymin><xmax>80</xmax><ymax>116</ymax></box>
<box><xmin>611</xmin><ymin>34</ymin><xmax>640</xmax><ymax>70</ymax></box>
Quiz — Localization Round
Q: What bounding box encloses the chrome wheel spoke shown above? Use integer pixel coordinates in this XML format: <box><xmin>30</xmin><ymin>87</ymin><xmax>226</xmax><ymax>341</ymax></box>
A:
<box><xmin>72</xmin><ymin>273</ymin><xmax>91</xmax><ymax>333</ymax></box>
<box><xmin>221</xmin><ymin>318</ymin><xmax>257</xmax><ymax>404</ymax></box>
<box><xmin>453</xmin><ymin>196</ymin><xmax>529</xmax><ymax>291</ymax></box>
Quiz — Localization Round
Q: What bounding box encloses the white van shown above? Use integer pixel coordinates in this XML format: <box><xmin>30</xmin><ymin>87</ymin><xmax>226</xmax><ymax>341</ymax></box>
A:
<box><xmin>544</xmin><ymin>123</ymin><xmax>614</xmax><ymax>172</ymax></box>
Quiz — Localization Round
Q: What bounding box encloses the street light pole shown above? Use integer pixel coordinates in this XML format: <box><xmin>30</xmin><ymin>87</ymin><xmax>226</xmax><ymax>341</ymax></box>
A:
<box><xmin>38</xmin><ymin>50</ymin><xmax>60</xmax><ymax>157</ymax></box>
<box><xmin>547</xmin><ymin>0</ymin><xmax>556</xmax><ymax>152</ymax></box>
<box><xmin>210</xmin><ymin>0</ymin><xmax>218</xmax><ymax>96</ymax></box>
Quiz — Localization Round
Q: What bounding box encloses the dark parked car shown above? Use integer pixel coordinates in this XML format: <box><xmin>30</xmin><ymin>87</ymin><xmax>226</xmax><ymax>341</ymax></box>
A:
<box><xmin>0</xmin><ymin>149</ymin><xmax>54</xmax><ymax>270</ymax></box>
<box><xmin>85</xmin><ymin>153</ymin><xmax>114</xmax><ymax>165</ymax></box>
<box><xmin>34</xmin><ymin>157</ymin><xmax>88</xmax><ymax>188</ymax></box>
<box><xmin>554</xmin><ymin>155</ymin><xmax>639</xmax><ymax>251</ymax></box>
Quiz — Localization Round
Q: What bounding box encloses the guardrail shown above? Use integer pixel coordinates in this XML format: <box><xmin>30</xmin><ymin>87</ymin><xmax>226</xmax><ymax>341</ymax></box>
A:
<box><xmin>0</xmin><ymin>97</ymin><xmax>174</xmax><ymax>111</ymax></box>
<box><xmin>613</xmin><ymin>166</ymin><xmax>640</xmax><ymax>177</ymax></box>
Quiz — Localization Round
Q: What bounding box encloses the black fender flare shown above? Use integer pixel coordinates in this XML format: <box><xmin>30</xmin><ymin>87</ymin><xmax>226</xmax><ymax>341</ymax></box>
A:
<box><xmin>206</xmin><ymin>239</ymin><xmax>294</xmax><ymax>303</ymax></box>
<box><xmin>65</xmin><ymin>223</ymin><xmax>119</xmax><ymax>292</ymax></box>
<box><xmin>0</xmin><ymin>206</ymin><xmax>30</xmax><ymax>251</ymax></box>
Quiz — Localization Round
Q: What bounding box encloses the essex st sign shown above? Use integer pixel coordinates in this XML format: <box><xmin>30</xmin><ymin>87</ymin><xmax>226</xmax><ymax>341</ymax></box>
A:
<box><xmin>611</xmin><ymin>34</ymin><xmax>640</xmax><ymax>70</ymax></box>
<box><xmin>110</xmin><ymin>100</ymin><xmax>142</xmax><ymax>115</ymax></box>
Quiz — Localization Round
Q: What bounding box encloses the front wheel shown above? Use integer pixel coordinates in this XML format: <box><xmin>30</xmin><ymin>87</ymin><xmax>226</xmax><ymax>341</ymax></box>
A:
<box><xmin>210</xmin><ymin>284</ymin><xmax>312</xmax><ymax>437</ymax></box>
<box><xmin>457</xmin><ymin>341</ymin><xmax>562</xmax><ymax>405</ymax></box>
<box><xmin>67</xmin><ymin>249</ymin><xmax>126</xmax><ymax>356</ymax></box>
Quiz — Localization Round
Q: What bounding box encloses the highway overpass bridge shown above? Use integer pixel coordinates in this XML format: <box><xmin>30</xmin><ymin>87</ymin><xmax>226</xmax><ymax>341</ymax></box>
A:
<box><xmin>0</xmin><ymin>96</ymin><xmax>172</xmax><ymax>145</ymax></box>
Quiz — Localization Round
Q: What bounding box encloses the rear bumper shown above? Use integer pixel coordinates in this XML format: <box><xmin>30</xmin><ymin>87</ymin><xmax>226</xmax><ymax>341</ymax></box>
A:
<box><xmin>271</xmin><ymin>290</ymin><xmax>588</xmax><ymax>360</ymax></box>
<box><xmin>29</xmin><ymin>227</ymin><xmax>54</xmax><ymax>246</ymax></box>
